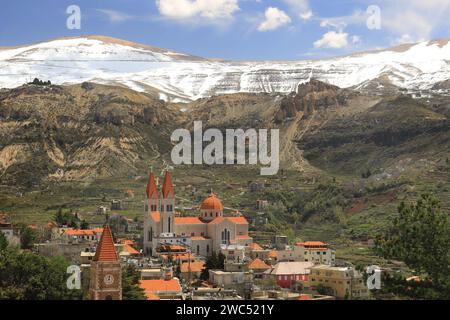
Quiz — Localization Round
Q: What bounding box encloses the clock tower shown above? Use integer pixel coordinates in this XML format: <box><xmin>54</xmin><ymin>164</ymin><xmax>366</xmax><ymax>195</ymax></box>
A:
<box><xmin>89</xmin><ymin>224</ymin><xmax>122</xmax><ymax>300</ymax></box>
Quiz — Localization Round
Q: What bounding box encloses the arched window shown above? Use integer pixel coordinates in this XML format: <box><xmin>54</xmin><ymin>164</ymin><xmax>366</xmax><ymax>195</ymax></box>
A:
<box><xmin>197</xmin><ymin>245</ymin><xmax>200</xmax><ymax>254</ymax></box>
<box><xmin>168</xmin><ymin>217</ymin><xmax>171</xmax><ymax>233</ymax></box>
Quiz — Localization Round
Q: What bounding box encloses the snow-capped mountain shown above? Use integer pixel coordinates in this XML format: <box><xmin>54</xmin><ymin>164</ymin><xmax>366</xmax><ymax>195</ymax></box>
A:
<box><xmin>1</xmin><ymin>36</ymin><xmax>449</xmax><ymax>102</ymax></box>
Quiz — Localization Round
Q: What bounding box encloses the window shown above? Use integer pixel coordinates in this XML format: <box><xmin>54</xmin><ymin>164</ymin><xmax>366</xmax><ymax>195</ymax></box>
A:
<box><xmin>197</xmin><ymin>245</ymin><xmax>200</xmax><ymax>254</ymax></box>
<box><xmin>207</xmin><ymin>245</ymin><xmax>209</xmax><ymax>253</ymax></box>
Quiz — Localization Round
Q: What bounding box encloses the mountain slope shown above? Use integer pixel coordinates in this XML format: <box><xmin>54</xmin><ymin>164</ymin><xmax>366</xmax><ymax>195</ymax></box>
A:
<box><xmin>0</xmin><ymin>82</ymin><xmax>181</xmax><ymax>186</ymax></box>
<box><xmin>1</xmin><ymin>36</ymin><xmax>449</xmax><ymax>101</ymax></box>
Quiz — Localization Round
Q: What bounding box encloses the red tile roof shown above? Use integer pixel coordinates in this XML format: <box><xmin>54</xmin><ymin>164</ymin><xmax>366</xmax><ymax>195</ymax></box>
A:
<box><xmin>162</xmin><ymin>171</ymin><xmax>175</xmax><ymax>199</ymax></box>
<box><xmin>296</xmin><ymin>241</ymin><xmax>327</xmax><ymax>247</ymax></box>
<box><xmin>248</xmin><ymin>242</ymin><xmax>263</xmax><ymax>250</ymax></box>
<box><xmin>146</xmin><ymin>172</ymin><xmax>158</xmax><ymax>199</ymax></box>
<box><xmin>139</xmin><ymin>279</ymin><xmax>182</xmax><ymax>294</ymax></box>
<box><xmin>174</xmin><ymin>217</ymin><xmax>204</xmax><ymax>225</ymax></box>
<box><xmin>191</xmin><ymin>236</ymin><xmax>209</xmax><ymax>240</ymax></box>
<box><xmin>180</xmin><ymin>260</ymin><xmax>205</xmax><ymax>273</ymax></box>
<box><xmin>248</xmin><ymin>258</ymin><xmax>271</xmax><ymax>270</ymax></box>
<box><xmin>200</xmin><ymin>193</ymin><xmax>223</xmax><ymax>211</ymax></box>
<box><xmin>93</xmin><ymin>224</ymin><xmax>118</xmax><ymax>262</ymax></box>
<box><xmin>145</xmin><ymin>292</ymin><xmax>160</xmax><ymax>300</ymax></box>
<box><xmin>208</xmin><ymin>216</ymin><xmax>249</xmax><ymax>225</ymax></box>
<box><xmin>236</xmin><ymin>235</ymin><xmax>252</xmax><ymax>239</ymax></box>
<box><xmin>65</xmin><ymin>229</ymin><xmax>99</xmax><ymax>236</ymax></box>
<box><xmin>122</xmin><ymin>244</ymin><xmax>140</xmax><ymax>255</ymax></box>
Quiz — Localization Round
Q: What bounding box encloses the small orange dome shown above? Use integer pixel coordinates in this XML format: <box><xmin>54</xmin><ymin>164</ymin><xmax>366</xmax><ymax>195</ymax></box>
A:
<box><xmin>200</xmin><ymin>193</ymin><xmax>223</xmax><ymax>211</ymax></box>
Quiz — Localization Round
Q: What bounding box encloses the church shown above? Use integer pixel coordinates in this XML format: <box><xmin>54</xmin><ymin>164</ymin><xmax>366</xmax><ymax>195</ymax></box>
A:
<box><xmin>143</xmin><ymin>171</ymin><xmax>253</xmax><ymax>257</ymax></box>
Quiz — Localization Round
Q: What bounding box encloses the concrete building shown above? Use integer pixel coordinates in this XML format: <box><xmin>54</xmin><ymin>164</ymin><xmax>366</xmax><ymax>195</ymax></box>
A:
<box><xmin>209</xmin><ymin>269</ymin><xmax>253</xmax><ymax>297</ymax></box>
<box><xmin>0</xmin><ymin>213</ymin><xmax>16</xmax><ymax>245</ymax></box>
<box><xmin>308</xmin><ymin>265</ymin><xmax>369</xmax><ymax>299</ymax></box>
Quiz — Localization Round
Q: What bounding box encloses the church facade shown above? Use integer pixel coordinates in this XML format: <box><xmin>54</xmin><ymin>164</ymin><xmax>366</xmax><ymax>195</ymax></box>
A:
<box><xmin>143</xmin><ymin>171</ymin><xmax>253</xmax><ymax>257</ymax></box>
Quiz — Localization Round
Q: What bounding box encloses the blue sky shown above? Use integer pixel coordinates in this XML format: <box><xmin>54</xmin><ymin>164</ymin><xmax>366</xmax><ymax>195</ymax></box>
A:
<box><xmin>1</xmin><ymin>0</ymin><xmax>449</xmax><ymax>60</ymax></box>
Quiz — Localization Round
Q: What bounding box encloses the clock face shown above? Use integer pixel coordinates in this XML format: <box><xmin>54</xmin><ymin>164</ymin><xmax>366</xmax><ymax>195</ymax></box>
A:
<box><xmin>104</xmin><ymin>274</ymin><xmax>114</xmax><ymax>285</ymax></box>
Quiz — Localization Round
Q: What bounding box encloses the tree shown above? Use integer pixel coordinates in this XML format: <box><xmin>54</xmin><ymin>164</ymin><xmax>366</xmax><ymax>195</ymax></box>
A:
<box><xmin>375</xmin><ymin>194</ymin><xmax>450</xmax><ymax>286</ymax></box>
<box><xmin>18</xmin><ymin>225</ymin><xmax>37</xmax><ymax>250</ymax></box>
<box><xmin>200</xmin><ymin>251</ymin><xmax>225</xmax><ymax>280</ymax></box>
<box><xmin>0</xmin><ymin>232</ymin><xmax>8</xmax><ymax>251</ymax></box>
<box><xmin>80</xmin><ymin>220</ymin><xmax>89</xmax><ymax>230</ymax></box>
<box><xmin>0</xmin><ymin>248</ymin><xmax>82</xmax><ymax>300</ymax></box>
<box><xmin>121</xmin><ymin>265</ymin><xmax>146</xmax><ymax>300</ymax></box>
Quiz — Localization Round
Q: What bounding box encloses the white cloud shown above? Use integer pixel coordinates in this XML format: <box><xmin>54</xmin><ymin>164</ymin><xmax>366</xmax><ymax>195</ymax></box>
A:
<box><xmin>257</xmin><ymin>7</ymin><xmax>291</xmax><ymax>32</ymax></box>
<box><xmin>319</xmin><ymin>10</ymin><xmax>366</xmax><ymax>31</ymax></box>
<box><xmin>299</xmin><ymin>10</ymin><xmax>313</xmax><ymax>21</ymax></box>
<box><xmin>352</xmin><ymin>35</ymin><xmax>361</xmax><ymax>45</ymax></box>
<box><xmin>283</xmin><ymin>0</ymin><xmax>313</xmax><ymax>21</ymax></box>
<box><xmin>97</xmin><ymin>9</ymin><xmax>133</xmax><ymax>22</ymax></box>
<box><xmin>314</xmin><ymin>31</ymin><xmax>348</xmax><ymax>49</ymax></box>
<box><xmin>156</xmin><ymin>0</ymin><xmax>239</xmax><ymax>21</ymax></box>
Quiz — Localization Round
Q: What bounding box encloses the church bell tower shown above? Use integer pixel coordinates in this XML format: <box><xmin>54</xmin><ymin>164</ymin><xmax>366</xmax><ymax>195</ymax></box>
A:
<box><xmin>89</xmin><ymin>224</ymin><xmax>122</xmax><ymax>300</ymax></box>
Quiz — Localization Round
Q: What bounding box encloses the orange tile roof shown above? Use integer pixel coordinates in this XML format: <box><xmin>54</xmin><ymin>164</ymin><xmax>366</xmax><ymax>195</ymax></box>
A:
<box><xmin>145</xmin><ymin>292</ymin><xmax>160</xmax><ymax>300</ymax></box>
<box><xmin>65</xmin><ymin>229</ymin><xmax>97</xmax><ymax>236</ymax></box>
<box><xmin>226</xmin><ymin>217</ymin><xmax>248</xmax><ymax>224</ymax></box>
<box><xmin>146</xmin><ymin>172</ymin><xmax>159</xmax><ymax>199</ymax></box>
<box><xmin>180</xmin><ymin>260</ymin><xmax>205</xmax><ymax>273</ymax></box>
<box><xmin>93</xmin><ymin>224</ymin><xmax>118</xmax><ymax>262</ymax></box>
<box><xmin>139</xmin><ymin>279</ymin><xmax>182</xmax><ymax>294</ymax></box>
<box><xmin>162</xmin><ymin>171</ymin><xmax>175</xmax><ymax>198</ymax></box>
<box><xmin>296</xmin><ymin>241</ymin><xmax>327</xmax><ymax>247</ymax></box>
<box><xmin>208</xmin><ymin>216</ymin><xmax>249</xmax><ymax>225</ymax></box>
<box><xmin>118</xmin><ymin>239</ymin><xmax>135</xmax><ymax>245</ymax></box>
<box><xmin>268</xmin><ymin>250</ymin><xmax>278</xmax><ymax>258</ymax></box>
<box><xmin>248</xmin><ymin>258</ymin><xmax>271</xmax><ymax>270</ymax></box>
<box><xmin>236</xmin><ymin>235</ymin><xmax>252</xmax><ymax>239</ymax></box>
<box><xmin>122</xmin><ymin>244</ymin><xmax>140</xmax><ymax>255</ymax></box>
<box><xmin>298</xmin><ymin>294</ymin><xmax>312</xmax><ymax>300</ymax></box>
<box><xmin>174</xmin><ymin>217</ymin><xmax>204</xmax><ymax>225</ymax></box>
<box><xmin>191</xmin><ymin>236</ymin><xmax>209</xmax><ymax>240</ymax></box>
<box><xmin>248</xmin><ymin>242</ymin><xmax>263</xmax><ymax>250</ymax></box>
<box><xmin>150</xmin><ymin>211</ymin><xmax>161</xmax><ymax>222</ymax></box>
<box><xmin>201</xmin><ymin>193</ymin><xmax>223</xmax><ymax>211</ymax></box>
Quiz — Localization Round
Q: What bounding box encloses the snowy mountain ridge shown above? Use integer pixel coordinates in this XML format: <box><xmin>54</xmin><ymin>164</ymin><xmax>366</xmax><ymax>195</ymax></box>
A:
<box><xmin>1</xmin><ymin>36</ymin><xmax>449</xmax><ymax>102</ymax></box>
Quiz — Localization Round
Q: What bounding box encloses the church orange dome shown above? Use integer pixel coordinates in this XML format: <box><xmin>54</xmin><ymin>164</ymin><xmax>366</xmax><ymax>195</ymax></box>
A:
<box><xmin>200</xmin><ymin>193</ymin><xmax>223</xmax><ymax>211</ymax></box>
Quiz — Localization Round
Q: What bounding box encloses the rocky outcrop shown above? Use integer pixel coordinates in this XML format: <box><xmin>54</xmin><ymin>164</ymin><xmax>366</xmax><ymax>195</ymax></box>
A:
<box><xmin>275</xmin><ymin>79</ymin><xmax>353</xmax><ymax>122</ymax></box>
